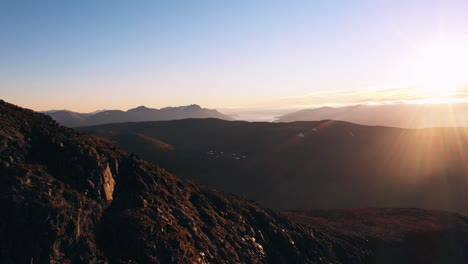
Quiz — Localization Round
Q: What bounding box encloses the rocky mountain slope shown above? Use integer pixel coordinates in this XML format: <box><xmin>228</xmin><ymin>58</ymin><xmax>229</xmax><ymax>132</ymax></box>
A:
<box><xmin>285</xmin><ymin>208</ymin><xmax>468</xmax><ymax>264</ymax></box>
<box><xmin>45</xmin><ymin>104</ymin><xmax>233</xmax><ymax>127</ymax></box>
<box><xmin>275</xmin><ymin>103</ymin><xmax>468</xmax><ymax>128</ymax></box>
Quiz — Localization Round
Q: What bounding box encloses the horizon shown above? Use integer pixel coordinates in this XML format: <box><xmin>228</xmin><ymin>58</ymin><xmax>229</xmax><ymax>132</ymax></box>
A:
<box><xmin>2</xmin><ymin>1</ymin><xmax>468</xmax><ymax>113</ymax></box>
<box><xmin>27</xmin><ymin>99</ymin><xmax>468</xmax><ymax>125</ymax></box>
<box><xmin>30</xmin><ymin>96</ymin><xmax>468</xmax><ymax>123</ymax></box>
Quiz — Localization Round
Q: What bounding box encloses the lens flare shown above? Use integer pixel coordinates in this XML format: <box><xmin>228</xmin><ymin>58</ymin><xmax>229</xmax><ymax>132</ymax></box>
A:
<box><xmin>410</xmin><ymin>41</ymin><xmax>468</xmax><ymax>98</ymax></box>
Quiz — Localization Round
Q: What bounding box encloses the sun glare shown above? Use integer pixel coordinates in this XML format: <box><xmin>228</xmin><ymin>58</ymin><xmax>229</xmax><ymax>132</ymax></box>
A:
<box><xmin>410</xmin><ymin>41</ymin><xmax>468</xmax><ymax>98</ymax></box>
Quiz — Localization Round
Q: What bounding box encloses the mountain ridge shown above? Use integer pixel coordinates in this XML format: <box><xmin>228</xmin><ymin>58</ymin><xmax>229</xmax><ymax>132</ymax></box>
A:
<box><xmin>275</xmin><ymin>103</ymin><xmax>468</xmax><ymax>128</ymax></box>
<box><xmin>44</xmin><ymin>104</ymin><xmax>233</xmax><ymax>127</ymax></box>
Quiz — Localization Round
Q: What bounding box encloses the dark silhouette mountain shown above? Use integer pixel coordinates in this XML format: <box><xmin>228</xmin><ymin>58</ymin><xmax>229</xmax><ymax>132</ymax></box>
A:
<box><xmin>275</xmin><ymin>103</ymin><xmax>468</xmax><ymax>128</ymax></box>
<box><xmin>3</xmin><ymin>99</ymin><xmax>468</xmax><ymax>263</ymax></box>
<box><xmin>45</xmin><ymin>104</ymin><xmax>233</xmax><ymax>127</ymax></box>
<box><xmin>79</xmin><ymin>119</ymin><xmax>468</xmax><ymax>215</ymax></box>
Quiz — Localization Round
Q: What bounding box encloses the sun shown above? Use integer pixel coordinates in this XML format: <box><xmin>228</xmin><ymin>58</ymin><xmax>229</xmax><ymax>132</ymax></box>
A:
<box><xmin>409</xmin><ymin>41</ymin><xmax>468</xmax><ymax>98</ymax></box>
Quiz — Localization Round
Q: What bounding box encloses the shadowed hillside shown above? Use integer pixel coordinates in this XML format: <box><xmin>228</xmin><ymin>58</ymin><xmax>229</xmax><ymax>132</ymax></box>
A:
<box><xmin>79</xmin><ymin>119</ymin><xmax>468</xmax><ymax>214</ymax></box>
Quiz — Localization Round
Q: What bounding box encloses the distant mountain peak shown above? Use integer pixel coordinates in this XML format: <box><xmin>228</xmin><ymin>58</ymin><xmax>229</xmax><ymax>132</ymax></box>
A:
<box><xmin>180</xmin><ymin>104</ymin><xmax>202</xmax><ymax>110</ymax></box>
<box><xmin>161</xmin><ymin>104</ymin><xmax>202</xmax><ymax>110</ymax></box>
<box><xmin>128</xmin><ymin>105</ymin><xmax>151</xmax><ymax>112</ymax></box>
<box><xmin>187</xmin><ymin>104</ymin><xmax>202</xmax><ymax>108</ymax></box>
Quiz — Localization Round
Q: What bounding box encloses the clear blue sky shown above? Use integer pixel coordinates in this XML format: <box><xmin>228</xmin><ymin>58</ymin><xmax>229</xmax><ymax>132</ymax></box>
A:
<box><xmin>2</xmin><ymin>0</ymin><xmax>468</xmax><ymax>112</ymax></box>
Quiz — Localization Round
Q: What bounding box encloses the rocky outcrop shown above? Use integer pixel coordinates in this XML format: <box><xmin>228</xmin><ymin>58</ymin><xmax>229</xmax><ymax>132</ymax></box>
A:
<box><xmin>102</xmin><ymin>164</ymin><xmax>115</xmax><ymax>201</ymax></box>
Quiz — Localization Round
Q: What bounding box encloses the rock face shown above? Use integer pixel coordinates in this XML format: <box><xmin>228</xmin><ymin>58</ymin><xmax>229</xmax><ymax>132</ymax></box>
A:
<box><xmin>0</xmin><ymin>100</ymin><xmax>366</xmax><ymax>263</ymax></box>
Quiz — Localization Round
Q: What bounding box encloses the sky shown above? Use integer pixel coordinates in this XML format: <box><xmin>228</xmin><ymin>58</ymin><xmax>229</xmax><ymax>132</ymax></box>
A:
<box><xmin>2</xmin><ymin>0</ymin><xmax>468</xmax><ymax>114</ymax></box>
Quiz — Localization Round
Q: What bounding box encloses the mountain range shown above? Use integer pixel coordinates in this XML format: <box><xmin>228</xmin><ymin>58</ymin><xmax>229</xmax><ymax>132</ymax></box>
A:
<box><xmin>275</xmin><ymin>103</ymin><xmax>468</xmax><ymax>128</ymax></box>
<box><xmin>3</xmin><ymin>99</ymin><xmax>468</xmax><ymax>263</ymax></box>
<box><xmin>44</xmin><ymin>104</ymin><xmax>233</xmax><ymax>127</ymax></box>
